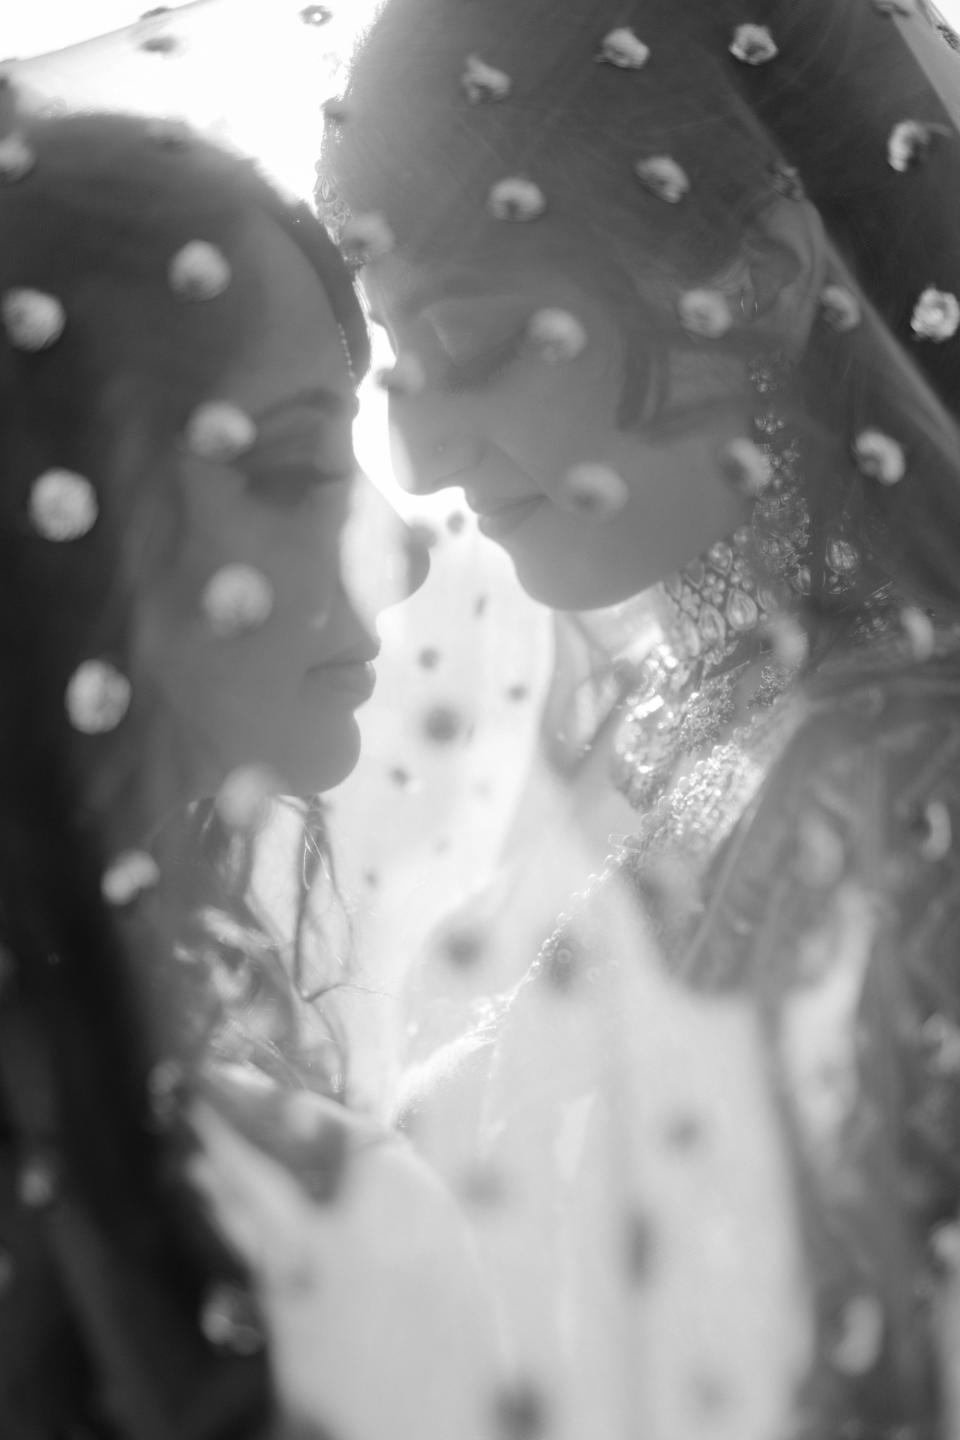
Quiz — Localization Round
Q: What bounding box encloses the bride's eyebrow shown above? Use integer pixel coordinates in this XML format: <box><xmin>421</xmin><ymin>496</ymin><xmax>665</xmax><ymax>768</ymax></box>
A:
<box><xmin>255</xmin><ymin>386</ymin><xmax>357</xmax><ymax>424</ymax></box>
<box><xmin>394</xmin><ymin>269</ymin><xmax>499</xmax><ymax>320</ymax></box>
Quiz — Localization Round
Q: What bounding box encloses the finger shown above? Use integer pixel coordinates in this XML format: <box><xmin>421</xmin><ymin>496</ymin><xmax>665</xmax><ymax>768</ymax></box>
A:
<box><xmin>188</xmin><ymin>1099</ymin><xmax>317</xmax><ymax>1289</ymax></box>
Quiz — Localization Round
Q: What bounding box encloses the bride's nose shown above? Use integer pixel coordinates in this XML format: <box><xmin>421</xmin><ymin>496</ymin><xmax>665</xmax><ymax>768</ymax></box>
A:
<box><xmin>388</xmin><ymin>402</ymin><xmax>484</xmax><ymax>496</ymax></box>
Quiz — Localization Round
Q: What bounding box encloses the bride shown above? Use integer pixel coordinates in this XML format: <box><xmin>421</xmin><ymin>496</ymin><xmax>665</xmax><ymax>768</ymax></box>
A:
<box><xmin>320</xmin><ymin>0</ymin><xmax>960</xmax><ymax>1436</ymax></box>
<box><xmin>0</xmin><ymin>105</ymin><xmax>498</xmax><ymax>1440</ymax></box>
<box><xmin>5</xmin><ymin>2</ymin><xmax>960</xmax><ymax>1437</ymax></box>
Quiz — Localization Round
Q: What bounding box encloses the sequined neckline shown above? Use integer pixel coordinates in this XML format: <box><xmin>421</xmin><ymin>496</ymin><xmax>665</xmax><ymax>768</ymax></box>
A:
<box><xmin>613</xmin><ymin>588</ymin><xmax>960</xmax><ymax>821</ymax></box>
<box><xmin>610</xmin><ymin>526</ymin><xmax>789</xmax><ymax>814</ymax></box>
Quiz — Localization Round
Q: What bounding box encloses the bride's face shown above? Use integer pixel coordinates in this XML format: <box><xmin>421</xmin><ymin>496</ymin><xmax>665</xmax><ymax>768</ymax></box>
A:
<box><xmin>366</xmin><ymin>258</ymin><xmax>755</xmax><ymax>610</ymax></box>
<box><xmin>135</xmin><ymin>215</ymin><xmax>382</xmax><ymax>797</ymax></box>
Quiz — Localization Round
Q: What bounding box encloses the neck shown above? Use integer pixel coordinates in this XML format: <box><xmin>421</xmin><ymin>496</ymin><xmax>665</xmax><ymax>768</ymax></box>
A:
<box><xmin>654</xmin><ymin>527</ymin><xmax>777</xmax><ymax>679</ymax></box>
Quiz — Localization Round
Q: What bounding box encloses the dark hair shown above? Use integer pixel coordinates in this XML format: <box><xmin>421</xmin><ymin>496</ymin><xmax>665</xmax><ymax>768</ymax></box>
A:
<box><xmin>327</xmin><ymin>0</ymin><xmax>960</xmax><ymax>629</ymax></box>
<box><xmin>0</xmin><ymin>110</ymin><xmax>367</xmax><ymax>1434</ymax></box>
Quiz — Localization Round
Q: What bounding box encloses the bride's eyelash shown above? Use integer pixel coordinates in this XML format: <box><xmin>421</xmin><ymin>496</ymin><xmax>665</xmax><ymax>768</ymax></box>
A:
<box><xmin>437</xmin><ymin>330</ymin><xmax>529</xmax><ymax>394</ymax></box>
<box><xmin>242</xmin><ymin>462</ymin><xmax>348</xmax><ymax>507</ymax></box>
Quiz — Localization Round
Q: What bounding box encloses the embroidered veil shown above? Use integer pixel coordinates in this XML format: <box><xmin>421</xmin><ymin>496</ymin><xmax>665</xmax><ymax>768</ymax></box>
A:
<box><xmin>2</xmin><ymin>4</ymin><xmax>960</xmax><ymax>1440</ymax></box>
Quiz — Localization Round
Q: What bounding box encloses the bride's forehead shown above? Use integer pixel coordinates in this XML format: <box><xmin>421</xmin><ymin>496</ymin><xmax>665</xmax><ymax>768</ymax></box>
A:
<box><xmin>349</xmin><ymin>0</ymin><xmax>722</xmax><ymax>95</ymax></box>
<box><xmin>227</xmin><ymin>217</ymin><xmax>353</xmax><ymax>380</ymax></box>
<box><xmin>230</xmin><ymin>215</ymin><xmax>329</xmax><ymax>313</ymax></box>
<box><xmin>334</xmin><ymin>6</ymin><xmax>769</xmax><ymax>231</ymax></box>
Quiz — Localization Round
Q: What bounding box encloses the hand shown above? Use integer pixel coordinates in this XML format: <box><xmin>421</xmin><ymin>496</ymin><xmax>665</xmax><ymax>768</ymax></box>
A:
<box><xmin>188</xmin><ymin>1083</ymin><xmax>500</xmax><ymax>1440</ymax></box>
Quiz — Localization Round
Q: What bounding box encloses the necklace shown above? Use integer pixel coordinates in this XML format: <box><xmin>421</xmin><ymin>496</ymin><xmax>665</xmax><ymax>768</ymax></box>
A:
<box><xmin>611</xmin><ymin>525</ymin><xmax>797</xmax><ymax>814</ymax></box>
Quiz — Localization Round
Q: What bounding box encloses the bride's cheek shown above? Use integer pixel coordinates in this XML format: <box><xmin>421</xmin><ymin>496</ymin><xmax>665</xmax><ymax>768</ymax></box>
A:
<box><xmin>502</xmin><ymin>376</ymin><xmax>629</xmax><ymax>495</ymax></box>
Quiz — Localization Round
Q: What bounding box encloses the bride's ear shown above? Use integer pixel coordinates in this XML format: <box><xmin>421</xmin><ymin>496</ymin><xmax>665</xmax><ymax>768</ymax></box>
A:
<box><xmin>717</xmin><ymin>196</ymin><xmax>828</xmax><ymax>353</ymax></box>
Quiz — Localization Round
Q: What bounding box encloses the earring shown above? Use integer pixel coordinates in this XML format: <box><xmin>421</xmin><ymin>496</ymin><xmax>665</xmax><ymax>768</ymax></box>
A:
<box><xmin>743</xmin><ymin>354</ymin><xmax>813</xmax><ymax>600</ymax></box>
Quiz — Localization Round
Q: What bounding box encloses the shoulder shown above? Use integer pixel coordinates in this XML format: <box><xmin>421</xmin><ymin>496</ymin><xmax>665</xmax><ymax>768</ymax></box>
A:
<box><xmin>687</xmin><ymin>651</ymin><xmax>960</xmax><ymax>1344</ymax></box>
<box><xmin>752</xmin><ymin>646</ymin><xmax>960</xmax><ymax>799</ymax></box>
<box><xmin>694</xmin><ymin>647</ymin><xmax>960</xmax><ymax>988</ymax></box>
<box><xmin>747</xmin><ymin>646</ymin><xmax>960</xmax><ymax>859</ymax></box>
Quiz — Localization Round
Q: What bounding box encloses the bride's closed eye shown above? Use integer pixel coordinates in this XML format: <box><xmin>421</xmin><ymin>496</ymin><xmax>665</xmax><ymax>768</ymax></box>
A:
<box><xmin>242</xmin><ymin>460</ymin><xmax>353</xmax><ymax>508</ymax></box>
<box><xmin>240</xmin><ymin>411</ymin><xmax>355</xmax><ymax>507</ymax></box>
<box><xmin>419</xmin><ymin>297</ymin><xmax>531</xmax><ymax>394</ymax></box>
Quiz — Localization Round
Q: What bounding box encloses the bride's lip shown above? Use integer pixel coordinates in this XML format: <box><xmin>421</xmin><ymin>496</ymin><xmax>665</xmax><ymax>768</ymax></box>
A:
<box><xmin>310</xmin><ymin>638</ymin><xmax>382</xmax><ymax>668</ymax></box>
<box><xmin>303</xmin><ymin>641</ymin><xmax>381</xmax><ymax>702</ymax></box>
<box><xmin>465</xmin><ymin>484</ymin><xmax>545</xmax><ymax>532</ymax></box>
<box><xmin>303</xmin><ymin>658</ymin><xmax>377</xmax><ymax>704</ymax></box>
<box><xmin>475</xmin><ymin>496</ymin><xmax>544</xmax><ymax>538</ymax></box>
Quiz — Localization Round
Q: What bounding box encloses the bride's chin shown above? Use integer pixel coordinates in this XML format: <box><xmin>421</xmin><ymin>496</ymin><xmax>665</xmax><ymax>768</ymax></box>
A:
<box><xmin>287</xmin><ymin>715</ymin><xmax>364</xmax><ymax>797</ymax></box>
<box><xmin>507</xmin><ymin>543</ymin><xmax>644</xmax><ymax>612</ymax></box>
<box><xmin>167</xmin><ymin>720</ymin><xmax>364</xmax><ymax>812</ymax></box>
